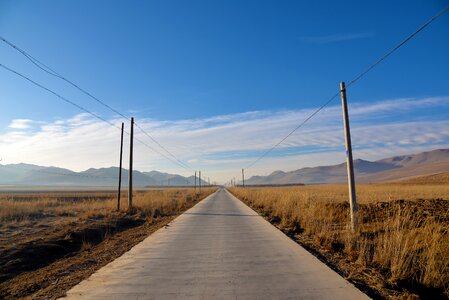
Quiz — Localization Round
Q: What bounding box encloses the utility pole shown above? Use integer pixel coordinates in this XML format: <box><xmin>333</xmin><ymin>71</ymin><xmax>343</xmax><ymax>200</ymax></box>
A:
<box><xmin>194</xmin><ymin>171</ymin><xmax>197</xmax><ymax>192</ymax></box>
<box><xmin>128</xmin><ymin>117</ymin><xmax>134</xmax><ymax>209</ymax></box>
<box><xmin>242</xmin><ymin>168</ymin><xmax>245</xmax><ymax>188</ymax></box>
<box><xmin>340</xmin><ymin>82</ymin><xmax>358</xmax><ymax>232</ymax></box>
<box><xmin>208</xmin><ymin>177</ymin><xmax>210</xmax><ymax>186</ymax></box>
<box><xmin>199</xmin><ymin>170</ymin><xmax>201</xmax><ymax>192</ymax></box>
<box><xmin>117</xmin><ymin>122</ymin><xmax>124</xmax><ymax>211</ymax></box>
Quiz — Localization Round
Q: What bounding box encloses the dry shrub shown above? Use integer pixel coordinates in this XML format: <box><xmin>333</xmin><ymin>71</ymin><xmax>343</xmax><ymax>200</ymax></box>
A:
<box><xmin>230</xmin><ymin>184</ymin><xmax>449</xmax><ymax>297</ymax></box>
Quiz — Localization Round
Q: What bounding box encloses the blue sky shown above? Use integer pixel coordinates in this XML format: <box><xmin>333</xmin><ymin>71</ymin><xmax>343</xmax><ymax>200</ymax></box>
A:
<box><xmin>0</xmin><ymin>0</ymin><xmax>449</xmax><ymax>182</ymax></box>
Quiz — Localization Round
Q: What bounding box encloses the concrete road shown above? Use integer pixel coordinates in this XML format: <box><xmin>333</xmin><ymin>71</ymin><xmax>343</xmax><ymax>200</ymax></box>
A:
<box><xmin>64</xmin><ymin>188</ymin><xmax>369</xmax><ymax>299</ymax></box>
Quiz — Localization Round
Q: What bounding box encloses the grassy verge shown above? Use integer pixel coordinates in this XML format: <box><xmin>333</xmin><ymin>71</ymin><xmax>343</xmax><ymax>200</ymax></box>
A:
<box><xmin>229</xmin><ymin>184</ymin><xmax>449</xmax><ymax>299</ymax></box>
<box><xmin>0</xmin><ymin>188</ymin><xmax>217</xmax><ymax>299</ymax></box>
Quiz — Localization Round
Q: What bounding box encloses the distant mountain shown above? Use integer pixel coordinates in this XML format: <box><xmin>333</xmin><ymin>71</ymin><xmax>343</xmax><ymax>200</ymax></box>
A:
<box><xmin>0</xmin><ymin>164</ymin><xmax>208</xmax><ymax>187</ymax></box>
<box><xmin>143</xmin><ymin>171</ymin><xmax>193</xmax><ymax>186</ymax></box>
<box><xmin>246</xmin><ymin>149</ymin><xmax>449</xmax><ymax>185</ymax></box>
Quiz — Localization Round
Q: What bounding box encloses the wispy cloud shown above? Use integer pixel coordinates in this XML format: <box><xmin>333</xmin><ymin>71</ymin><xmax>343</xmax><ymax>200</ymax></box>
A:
<box><xmin>299</xmin><ymin>32</ymin><xmax>375</xmax><ymax>44</ymax></box>
<box><xmin>1</xmin><ymin>96</ymin><xmax>448</xmax><ymax>182</ymax></box>
<box><xmin>8</xmin><ymin>119</ymin><xmax>33</xmax><ymax>130</ymax></box>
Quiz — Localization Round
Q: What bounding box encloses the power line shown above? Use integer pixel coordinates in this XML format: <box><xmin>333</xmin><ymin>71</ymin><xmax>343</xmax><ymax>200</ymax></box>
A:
<box><xmin>244</xmin><ymin>4</ymin><xmax>449</xmax><ymax>170</ymax></box>
<box><xmin>0</xmin><ymin>63</ymin><xmax>122</xmax><ymax>130</ymax></box>
<box><xmin>245</xmin><ymin>91</ymin><xmax>340</xmax><ymax>169</ymax></box>
<box><xmin>0</xmin><ymin>36</ymin><xmax>128</xmax><ymax>119</ymax></box>
<box><xmin>0</xmin><ymin>36</ymin><xmax>193</xmax><ymax>171</ymax></box>
<box><xmin>0</xmin><ymin>63</ymin><xmax>192</xmax><ymax>172</ymax></box>
<box><xmin>134</xmin><ymin>123</ymin><xmax>193</xmax><ymax>171</ymax></box>
<box><xmin>0</xmin><ymin>36</ymin><xmax>63</xmax><ymax>77</ymax></box>
<box><xmin>346</xmin><ymin>4</ymin><xmax>449</xmax><ymax>88</ymax></box>
<box><xmin>133</xmin><ymin>135</ymin><xmax>192</xmax><ymax>171</ymax></box>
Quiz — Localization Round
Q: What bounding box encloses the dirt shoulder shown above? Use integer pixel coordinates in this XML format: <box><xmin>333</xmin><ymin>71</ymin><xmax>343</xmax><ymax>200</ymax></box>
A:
<box><xmin>0</xmin><ymin>191</ymin><xmax>214</xmax><ymax>299</ymax></box>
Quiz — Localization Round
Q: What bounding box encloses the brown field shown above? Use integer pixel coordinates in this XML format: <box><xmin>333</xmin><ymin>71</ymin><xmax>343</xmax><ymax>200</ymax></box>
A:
<box><xmin>0</xmin><ymin>188</ymin><xmax>217</xmax><ymax>299</ymax></box>
<box><xmin>229</xmin><ymin>184</ymin><xmax>449</xmax><ymax>299</ymax></box>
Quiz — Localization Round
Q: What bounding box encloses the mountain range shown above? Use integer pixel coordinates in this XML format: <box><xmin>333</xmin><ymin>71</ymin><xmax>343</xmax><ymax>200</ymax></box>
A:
<box><xmin>246</xmin><ymin>149</ymin><xmax>449</xmax><ymax>185</ymax></box>
<box><xmin>0</xmin><ymin>164</ymin><xmax>208</xmax><ymax>187</ymax></box>
<box><xmin>2</xmin><ymin>149</ymin><xmax>448</xmax><ymax>187</ymax></box>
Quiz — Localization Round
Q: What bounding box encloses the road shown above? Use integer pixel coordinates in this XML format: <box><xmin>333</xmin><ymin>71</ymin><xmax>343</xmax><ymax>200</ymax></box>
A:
<box><xmin>64</xmin><ymin>188</ymin><xmax>369</xmax><ymax>299</ymax></box>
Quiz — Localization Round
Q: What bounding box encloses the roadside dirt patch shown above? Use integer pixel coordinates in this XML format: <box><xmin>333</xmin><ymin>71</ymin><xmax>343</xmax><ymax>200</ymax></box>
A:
<box><xmin>0</xmin><ymin>216</ymin><xmax>173</xmax><ymax>299</ymax></box>
<box><xmin>0</xmin><ymin>213</ymin><xmax>144</xmax><ymax>283</ymax></box>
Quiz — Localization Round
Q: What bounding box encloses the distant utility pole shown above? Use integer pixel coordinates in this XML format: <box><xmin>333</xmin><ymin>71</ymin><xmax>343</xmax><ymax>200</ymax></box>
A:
<box><xmin>340</xmin><ymin>82</ymin><xmax>358</xmax><ymax>232</ymax></box>
<box><xmin>242</xmin><ymin>168</ymin><xmax>245</xmax><ymax>188</ymax></box>
<box><xmin>234</xmin><ymin>177</ymin><xmax>236</xmax><ymax>187</ymax></box>
<box><xmin>117</xmin><ymin>122</ymin><xmax>124</xmax><ymax>211</ymax></box>
<box><xmin>128</xmin><ymin>117</ymin><xmax>134</xmax><ymax>209</ymax></box>
<box><xmin>194</xmin><ymin>171</ymin><xmax>197</xmax><ymax>192</ymax></box>
<box><xmin>199</xmin><ymin>170</ymin><xmax>202</xmax><ymax>192</ymax></box>
<box><xmin>208</xmin><ymin>177</ymin><xmax>210</xmax><ymax>186</ymax></box>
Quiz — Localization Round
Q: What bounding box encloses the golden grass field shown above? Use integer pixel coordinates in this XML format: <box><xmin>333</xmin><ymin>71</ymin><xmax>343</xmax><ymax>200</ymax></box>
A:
<box><xmin>0</xmin><ymin>188</ymin><xmax>217</xmax><ymax>299</ymax></box>
<box><xmin>0</xmin><ymin>188</ymin><xmax>216</xmax><ymax>223</ymax></box>
<box><xmin>230</xmin><ymin>183</ymin><xmax>449</xmax><ymax>298</ymax></box>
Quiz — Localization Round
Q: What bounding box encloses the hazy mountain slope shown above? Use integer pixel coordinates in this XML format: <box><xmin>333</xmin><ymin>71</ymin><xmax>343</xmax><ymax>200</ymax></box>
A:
<box><xmin>378</xmin><ymin>149</ymin><xmax>449</xmax><ymax>167</ymax></box>
<box><xmin>358</xmin><ymin>159</ymin><xmax>449</xmax><ymax>183</ymax></box>
<box><xmin>247</xmin><ymin>159</ymin><xmax>399</xmax><ymax>185</ymax></box>
<box><xmin>143</xmin><ymin>171</ymin><xmax>208</xmax><ymax>186</ymax></box>
<box><xmin>81</xmin><ymin>167</ymin><xmax>158</xmax><ymax>186</ymax></box>
<box><xmin>0</xmin><ymin>164</ymin><xmax>199</xmax><ymax>187</ymax></box>
<box><xmin>246</xmin><ymin>149</ymin><xmax>449</xmax><ymax>185</ymax></box>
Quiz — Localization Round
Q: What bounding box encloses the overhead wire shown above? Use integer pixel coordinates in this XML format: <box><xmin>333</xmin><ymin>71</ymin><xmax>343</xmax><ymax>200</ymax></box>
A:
<box><xmin>0</xmin><ymin>63</ymin><xmax>121</xmax><ymax>130</ymax></box>
<box><xmin>244</xmin><ymin>4</ymin><xmax>449</xmax><ymax>170</ymax></box>
<box><xmin>0</xmin><ymin>36</ymin><xmax>193</xmax><ymax>171</ymax></box>
<box><xmin>0</xmin><ymin>63</ymin><xmax>192</xmax><ymax>172</ymax></box>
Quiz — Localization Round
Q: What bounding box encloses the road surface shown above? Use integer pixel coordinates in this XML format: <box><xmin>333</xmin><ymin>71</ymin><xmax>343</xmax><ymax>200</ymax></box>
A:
<box><xmin>64</xmin><ymin>188</ymin><xmax>369</xmax><ymax>299</ymax></box>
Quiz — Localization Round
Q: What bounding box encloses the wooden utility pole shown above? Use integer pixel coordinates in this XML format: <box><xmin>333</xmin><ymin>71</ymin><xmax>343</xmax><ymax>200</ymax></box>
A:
<box><xmin>242</xmin><ymin>168</ymin><xmax>245</xmax><ymax>188</ymax></box>
<box><xmin>128</xmin><ymin>117</ymin><xmax>134</xmax><ymax>209</ymax></box>
<box><xmin>117</xmin><ymin>122</ymin><xmax>124</xmax><ymax>211</ymax></box>
<box><xmin>194</xmin><ymin>171</ymin><xmax>197</xmax><ymax>192</ymax></box>
<box><xmin>340</xmin><ymin>82</ymin><xmax>358</xmax><ymax>232</ymax></box>
<box><xmin>199</xmin><ymin>170</ymin><xmax>201</xmax><ymax>192</ymax></box>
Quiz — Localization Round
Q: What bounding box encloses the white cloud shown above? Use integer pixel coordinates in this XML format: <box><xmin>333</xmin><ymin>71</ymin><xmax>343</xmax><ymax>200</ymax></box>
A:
<box><xmin>8</xmin><ymin>119</ymin><xmax>33</xmax><ymax>129</ymax></box>
<box><xmin>1</xmin><ymin>96</ymin><xmax>448</xmax><ymax>182</ymax></box>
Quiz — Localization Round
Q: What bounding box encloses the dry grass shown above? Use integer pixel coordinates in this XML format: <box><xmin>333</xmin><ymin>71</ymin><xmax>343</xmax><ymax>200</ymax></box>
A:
<box><xmin>230</xmin><ymin>184</ymin><xmax>449</xmax><ymax>298</ymax></box>
<box><xmin>0</xmin><ymin>188</ymin><xmax>216</xmax><ymax>224</ymax></box>
<box><xmin>395</xmin><ymin>171</ymin><xmax>449</xmax><ymax>185</ymax></box>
